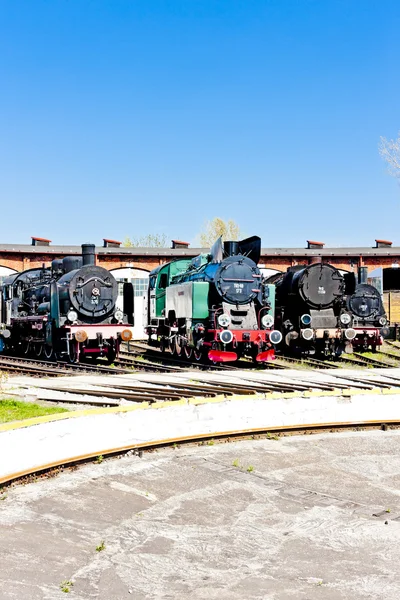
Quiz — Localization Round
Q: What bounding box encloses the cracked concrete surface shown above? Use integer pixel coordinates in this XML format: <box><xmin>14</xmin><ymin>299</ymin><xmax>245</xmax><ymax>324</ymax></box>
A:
<box><xmin>1</xmin><ymin>430</ymin><xmax>400</xmax><ymax>599</ymax></box>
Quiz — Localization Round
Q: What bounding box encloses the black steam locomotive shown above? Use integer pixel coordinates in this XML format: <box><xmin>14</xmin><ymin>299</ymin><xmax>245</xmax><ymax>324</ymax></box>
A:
<box><xmin>347</xmin><ymin>267</ymin><xmax>388</xmax><ymax>350</ymax></box>
<box><xmin>0</xmin><ymin>244</ymin><xmax>134</xmax><ymax>362</ymax></box>
<box><xmin>266</xmin><ymin>262</ymin><xmax>356</xmax><ymax>357</ymax></box>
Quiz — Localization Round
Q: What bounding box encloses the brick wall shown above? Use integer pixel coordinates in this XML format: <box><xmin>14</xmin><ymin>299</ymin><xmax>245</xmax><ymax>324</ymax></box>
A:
<box><xmin>1</xmin><ymin>250</ymin><xmax>400</xmax><ymax>274</ymax></box>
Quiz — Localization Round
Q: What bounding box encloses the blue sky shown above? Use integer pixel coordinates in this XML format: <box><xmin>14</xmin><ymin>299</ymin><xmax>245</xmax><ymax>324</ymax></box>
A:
<box><xmin>0</xmin><ymin>0</ymin><xmax>399</xmax><ymax>247</ymax></box>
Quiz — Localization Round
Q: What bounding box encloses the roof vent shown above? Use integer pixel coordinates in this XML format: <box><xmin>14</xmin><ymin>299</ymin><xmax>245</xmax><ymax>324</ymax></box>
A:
<box><xmin>307</xmin><ymin>240</ymin><xmax>325</xmax><ymax>249</ymax></box>
<box><xmin>31</xmin><ymin>236</ymin><xmax>51</xmax><ymax>246</ymax></box>
<box><xmin>171</xmin><ymin>240</ymin><xmax>190</xmax><ymax>249</ymax></box>
<box><xmin>103</xmin><ymin>238</ymin><xmax>122</xmax><ymax>248</ymax></box>
<box><xmin>375</xmin><ymin>239</ymin><xmax>392</xmax><ymax>248</ymax></box>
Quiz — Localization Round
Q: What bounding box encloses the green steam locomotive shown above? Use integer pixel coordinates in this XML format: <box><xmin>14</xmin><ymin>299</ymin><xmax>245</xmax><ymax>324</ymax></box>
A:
<box><xmin>144</xmin><ymin>236</ymin><xmax>282</xmax><ymax>363</ymax></box>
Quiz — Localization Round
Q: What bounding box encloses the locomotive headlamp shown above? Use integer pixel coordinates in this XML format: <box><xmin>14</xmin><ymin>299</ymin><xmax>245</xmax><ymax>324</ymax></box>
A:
<box><xmin>1</xmin><ymin>329</ymin><xmax>11</xmax><ymax>338</ymax></box>
<box><xmin>300</xmin><ymin>314</ymin><xmax>312</xmax><ymax>326</ymax></box>
<box><xmin>121</xmin><ymin>329</ymin><xmax>133</xmax><ymax>341</ymax></box>
<box><xmin>301</xmin><ymin>328</ymin><xmax>314</xmax><ymax>341</ymax></box>
<box><xmin>75</xmin><ymin>330</ymin><xmax>88</xmax><ymax>343</ymax></box>
<box><xmin>269</xmin><ymin>330</ymin><xmax>283</xmax><ymax>345</ymax></box>
<box><xmin>340</xmin><ymin>313</ymin><xmax>351</xmax><ymax>325</ymax></box>
<box><xmin>379</xmin><ymin>317</ymin><xmax>387</xmax><ymax>326</ymax></box>
<box><xmin>345</xmin><ymin>328</ymin><xmax>356</xmax><ymax>340</ymax></box>
<box><xmin>67</xmin><ymin>310</ymin><xmax>78</xmax><ymax>323</ymax></box>
<box><xmin>219</xmin><ymin>329</ymin><xmax>233</xmax><ymax>345</ymax></box>
<box><xmin>114</xmin><ymin>309</ymin><xmax>124</xmax><ymax>322</ymax></box>
<box><xmin>218</xmin><ymin>313</ymin><xmax>231</xmax><ymax>328</ymax></box>
<box><xmin>261</xmin><ymin>314</ymin><xmax>274</xmax><ymax>328</ymax></box>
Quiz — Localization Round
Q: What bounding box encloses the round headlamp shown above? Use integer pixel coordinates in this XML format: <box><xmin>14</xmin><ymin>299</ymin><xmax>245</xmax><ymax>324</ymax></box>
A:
<box><xmin>115</xmin><ymin>309</ymin><xmax>124</xmax><ymax>322</ymax></box>
<box><xmin>301</xmin><ymin>328</ymin><xmax>314</xmax><ymax>341</ymax></box>
<box><xmin>219</xmin><ymin>329</ymin><xmax>233</xmax><ymax>345</ymax></box>
<box><xmin>218</xmin><ymin>313</ymin><xmax>231</xmax><ymax>328</ymax></box>
<box><xmin>340</xmin><ymin>313</ymin><xmax>351</xmax><ymax>325</ymax></box>
<box><xmin>300</xmin><ymin>314</ymin><xmax>312</xmax><ymax>326</ymax></box>
<box><xmin>269</xmin><ymin>330</ymin><xmax>282</xmax><ymax>345</ymax></box>
<box><xmin>1</xmin><ymin>329</ymin><xmax>11</xmax><ymax>339</ymax></box>
<box><xmin>261</xmin><ymin>314</ymin><xmax>274</xmax><ymax>328</ymax></box>
<box><xmin>67</xmin><ymin>310</ymin><xmax>78</xmax><ymax>322</ymax></box>
<box><xmin>379</xmin><ymin>317</ymin><xmax>387</xmax><ymax>326</ymax></box>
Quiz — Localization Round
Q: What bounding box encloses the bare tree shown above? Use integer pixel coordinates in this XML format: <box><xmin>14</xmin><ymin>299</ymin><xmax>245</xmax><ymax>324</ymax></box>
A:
<box><xmin>198</xmin><ymin>218</ymin><xmax>242</xmax><ymax>247</ymax></box>
<box><xmin>379</xmin><ymin>132</ymin><xmax>400</xmax><ymax>178</ymax></box>
<box><xmin>122</xmin><ymin>233</ymin><xmax>168</xmax><ymax>247</ymax></box>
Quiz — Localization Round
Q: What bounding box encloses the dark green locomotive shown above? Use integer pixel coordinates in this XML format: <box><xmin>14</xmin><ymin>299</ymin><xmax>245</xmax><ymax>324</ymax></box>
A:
<box><xmin>145</xmin><ymin>236</ymin><xmax>282</xmax><ymax>362</ymax></box>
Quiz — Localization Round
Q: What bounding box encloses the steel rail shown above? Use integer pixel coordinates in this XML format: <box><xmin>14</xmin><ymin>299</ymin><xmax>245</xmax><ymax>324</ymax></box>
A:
<box><xmin>1</xmin><ymin>420</ymin><xmax>399</xmax><ymax>488</ymax></box>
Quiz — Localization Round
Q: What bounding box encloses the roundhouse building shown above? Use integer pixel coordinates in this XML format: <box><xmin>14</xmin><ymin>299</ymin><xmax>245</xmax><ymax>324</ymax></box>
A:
<box><xmin>1</xmin><ymin>237</ymin><xmax>400</xmax><ymax>333</ymax></box>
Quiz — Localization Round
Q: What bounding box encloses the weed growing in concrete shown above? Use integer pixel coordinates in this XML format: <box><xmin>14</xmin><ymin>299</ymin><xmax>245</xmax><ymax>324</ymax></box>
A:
<box><xmin>247</xmin><ymin>465</ymin><xmax>254</xmax><ymax>473</ymax></box>
<box><xmin>232</xmin><ymin>459</ymin><xmax>240</xmax><ymax>468</ymax></box>
<box><xmin>0</xmin><ymin>493</ymin><xmax>7</xmax><ymax>501</ymax></box>
<box><xmin>386</xmin><ymin>508</ymin><xmax>391</xmax><ymax>513</ymax></box>
<box><xmin>60</xmin><ymin>580</ymin><xmax>74</xmax><ymax>593</ymax></box>
<box><xmin>266</xmin><ymin>432</ymin><xmax>280</xmax><ymax>441</ymax></box>
<box><xmin>96</xmin><ymin>455</ymin><xmax>104</xmax><ymax>464</ymax></box>
<box><xmin>96</xmin><ymin>540</ymin><xmax>106</xmax><ymax>552</ymax></box>
<box><xmin>207</xmin><ymin>440</ymin><xmax>215</xmax><ymax>446</ymax></box>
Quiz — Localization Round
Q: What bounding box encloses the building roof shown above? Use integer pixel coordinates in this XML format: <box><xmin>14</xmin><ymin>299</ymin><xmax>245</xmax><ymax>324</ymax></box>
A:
<box><xmin>1</xmin><ymin>243</ymin><xmax>400</xmax><ymax>257</ymax></box>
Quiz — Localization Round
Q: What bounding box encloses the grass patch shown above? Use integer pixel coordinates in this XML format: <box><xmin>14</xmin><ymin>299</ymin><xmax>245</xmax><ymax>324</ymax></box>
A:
<box><xmin>0</xmin><ymin>398</ymin><xmax>68</xmax><ymax>424</ymax></box>
<box><xmin>60</xmin><ymin>580</ymin><xmax>73</xmax><ymax>593</ymax></box>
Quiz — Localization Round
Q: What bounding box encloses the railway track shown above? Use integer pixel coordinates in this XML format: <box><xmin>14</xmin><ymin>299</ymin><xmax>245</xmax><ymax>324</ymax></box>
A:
<box><xmin>122</xmin><ymin>342</ymin><xmax>400</xmax><ymax>372</ymax></box>
<box><xmin>0</xmin><ymin>355</ymin><xmax>132</xmax><ymax>377</ymax></box>
<box><xmin>17</xmin><ymin>357</ymin><xmax>400</xmax><ymax>407</ymax></box>
<box><xmin>2</xmin><ymin>420</ymin><xmax>400</xmax><ymax>489</ymax></box>
<box><xmin>2</xmin><ymin>341</ymin><xmax>400</xmax><ymax>379</ymax></box>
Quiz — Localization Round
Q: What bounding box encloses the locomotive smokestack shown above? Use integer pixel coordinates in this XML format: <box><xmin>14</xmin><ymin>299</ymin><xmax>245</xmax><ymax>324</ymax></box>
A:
<box><xmin>309</xmin><ymin>256</ymin><xmax>322</xmax><ymax>265</ymax></box>
<box><xmin>82</xmin><ymin>243</ymin><xmax>96</xmax><ymax>266</ymax></box>
<box><xmin>358</xmin><ymin>266</ymin><xmax>368</xmax><ymax>284</ymax></box>
<box><xmin>224</xmin><ymin>241</ymin><xmax>239</xmax><ymax>257</ymax></box>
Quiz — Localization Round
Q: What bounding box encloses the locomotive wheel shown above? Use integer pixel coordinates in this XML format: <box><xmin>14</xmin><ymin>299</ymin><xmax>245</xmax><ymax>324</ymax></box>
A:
<box><xmin>183</xmin><ymin>345</ymin><xmax>193</xmax><ymax>360</ymax></box>
<box><xmin>44</xmin><ymin>344</ymin><xmax>55</xmax><ymax>360</ymax></box>
<box><xmin>175</xmin><ymin>336</ymin><xmax>183</xmax><ymax>357</ymax></box>
<box><xmin>33</xmin><ymin>343</ymin><xmax>43</xmax><ymax>358</ymax></box>
<box><xmin>68</xmin><ymin>343</ymin><xmax>79</xmax><ymax>364</ymax></box>
<box><xmin>107</xmin><ymin>349</ymin><xmax>117</xmax><ymax>364</ymax></box>
<box><xmin>21</xmin><ymin>341</ymin><xmax>30</xmax><ymax>355</ymax></box>
<box><xmin>159</xmin><ymin>337</ymin><xmax>167</xmax><ymax>354</ymax></box>
<box><xmin>169</xmin><ymin>336</ymin><xmax>176</xmax><ymax>355</ymax></box>
<box><xmin>193</xmin><ymin>347</ymin><xmax>203</xmax><ymax>362</ymax></box>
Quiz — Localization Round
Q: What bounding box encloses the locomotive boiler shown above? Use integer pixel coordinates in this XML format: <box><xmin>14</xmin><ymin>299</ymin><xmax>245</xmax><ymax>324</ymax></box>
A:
<box><xmin>268</xmin><ymin>262</ymin><xmax>356</xmax><ymax>357</ymax></box>
<box><xmin>0</xmin><ymin>244</ymin><xmax>134</xmax><ymax>362</ymax></box>
<box><xmin>145</xmin><ymin>236</ymin><xmax>282</xmax><ymax>363</ymax></box>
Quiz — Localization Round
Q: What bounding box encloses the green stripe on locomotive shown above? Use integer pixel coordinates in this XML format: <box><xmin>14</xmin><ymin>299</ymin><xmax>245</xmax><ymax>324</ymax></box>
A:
<box><xmin>149</xmin><ymin>259</ymin><xmax>192</xmax><ymax>318</ymax></box>
<box><xmin>266</xmin><ymin>284</ymin><xmax>275</xmax><ymax>317</ymax></box>
<box><xmin>192</xmin><ymin>282</ymin><xmax>209</xmax><ymax>319</ymax></box>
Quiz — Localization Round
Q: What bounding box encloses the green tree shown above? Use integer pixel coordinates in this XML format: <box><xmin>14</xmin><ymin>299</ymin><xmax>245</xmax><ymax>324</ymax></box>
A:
<box><xmin>379</xmin><ymin>132</ymin><xmax>400</xmax><ymax>179</ymax></box>
<box><xmin>122</xmin><ymin>233</ymin><xmax>168</xmax><ymax>247</ymax></box>
<box><xmin>198</xmin><ymin>218</ymin><xmax>242</xmax><ymax>247</ymax></box>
